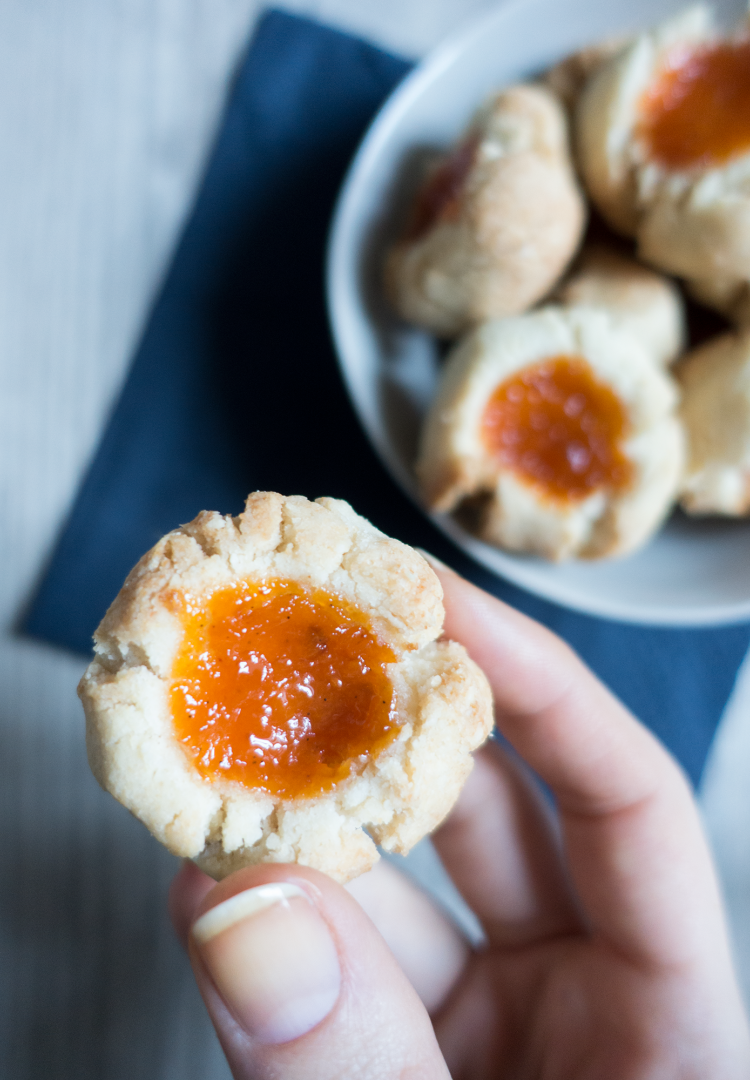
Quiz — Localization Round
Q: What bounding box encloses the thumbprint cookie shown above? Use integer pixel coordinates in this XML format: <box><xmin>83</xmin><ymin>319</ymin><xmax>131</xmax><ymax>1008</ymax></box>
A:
<box><xmin>576</xmin><ymin>6</ymin><xmax>750</xmax><ymax>291</ymax></box>
<box><xmin>417</xmin><ymin>306</ymin><xmax>683</xmax><ymax>560</ymax></box>
<box><xmin>385</xmin><ymin>83</ymin><xmax>586</xmax><ymax>337</ymax></box>
<box><xmin>78</xmin><ymin>493</ymin><xmax>493</xmax><ymax>882</ymax></box>
<box><xmin>553</xmin><ymin>244</ymin><xmax>685</xmax><ymax>368</ymax></box>
<box><xmin>678</xmin><ymin>330</ymin><xmax>750</xmax><ymax>515</ymax></box>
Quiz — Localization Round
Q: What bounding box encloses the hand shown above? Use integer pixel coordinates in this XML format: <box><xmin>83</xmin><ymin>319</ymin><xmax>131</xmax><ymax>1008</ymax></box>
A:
<box><xmin>169</xmin><ymin>563</ymin><xmax>750</xmax><ymax>1079</ymax></box>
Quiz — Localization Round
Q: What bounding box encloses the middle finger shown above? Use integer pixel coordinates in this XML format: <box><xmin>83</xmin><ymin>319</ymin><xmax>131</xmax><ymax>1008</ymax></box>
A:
<box><xmin>346</xmin><ymin>858</ymin><xmax>471</xmax><ymax>1013</ymax></box>
<box><xmin>433</xmin><ymin>740</ymin><xmax>583</xmax><ymax>948</ymax></box>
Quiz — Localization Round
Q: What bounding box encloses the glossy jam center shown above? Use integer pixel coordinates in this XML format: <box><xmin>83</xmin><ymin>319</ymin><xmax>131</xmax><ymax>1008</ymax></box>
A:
<box><xmin>405</xmin><ymin>135</ymin><xmax>478</xmax><ymax>241</ymax></box>
<box><xmin>481</xmin><ymin>356</ymin><xmax>633</xmax><ymax>504</ymax></box>
<box><xmin>638</xmin><ymin>40</ymin><xmax>750</xmax><ymax>170</ymax></box>
<box><xmin>170</xmin><ymin>580</ymin><xmax>398</xmax><ymax>799</ymax></box>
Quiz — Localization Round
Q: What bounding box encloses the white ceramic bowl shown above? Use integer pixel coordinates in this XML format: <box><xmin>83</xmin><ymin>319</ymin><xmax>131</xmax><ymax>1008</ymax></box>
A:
<box><xmin>328</xmin><ymin>0</ymin><xmax>750</xmax><ymax>626</ymax></box>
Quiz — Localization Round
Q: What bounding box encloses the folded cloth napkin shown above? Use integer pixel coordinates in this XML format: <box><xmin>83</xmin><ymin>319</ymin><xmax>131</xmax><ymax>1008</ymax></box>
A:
<box><xmin>23</xmin><ymin>8</ymin><xmax>750</xmax><ymax>787</ymax></box>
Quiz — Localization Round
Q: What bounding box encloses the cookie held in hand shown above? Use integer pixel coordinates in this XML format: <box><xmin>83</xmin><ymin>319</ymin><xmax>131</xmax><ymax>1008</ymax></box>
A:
<box><xmin>78</xmin><ymin>493</ymin><xmax>493</xmax><ymax>883</ymax></box>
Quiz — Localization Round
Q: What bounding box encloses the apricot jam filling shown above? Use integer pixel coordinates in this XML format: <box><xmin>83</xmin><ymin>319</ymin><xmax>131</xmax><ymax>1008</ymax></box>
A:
<box><xmin>481</xmin><ymin>356</ymin><xmax>633</xmax><ymax>505</ymax></box>
<box><xmin>638</xmin><ymin>40</ymin><xmax>750</xmax><ymax>170</ymax></box>
<box><xmin>405</xmin><ymin>135</ymin><xmax>478</xmax><ymax>241</ymax></box>
<box><xmin>169</xmin><ymin>580</ymin><xmax>398</xmax><ymax>800</ymax></box>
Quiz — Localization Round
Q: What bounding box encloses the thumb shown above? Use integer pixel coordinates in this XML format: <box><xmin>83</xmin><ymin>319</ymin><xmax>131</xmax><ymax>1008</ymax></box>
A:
<box><xmin>170</xmin><ymin>861</ymin><xmax>450</xmax><ymax>1080</ymax></box>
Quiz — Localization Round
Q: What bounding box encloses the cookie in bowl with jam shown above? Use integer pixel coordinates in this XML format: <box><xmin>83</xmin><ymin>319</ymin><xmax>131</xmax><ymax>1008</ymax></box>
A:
<box><xmin>385</xmin><ymin>83</ymin><xmax>586</xmax><ymax>337</ymax></box>
<box><xmin>417</xmin><ymin>305</ymin><xmax>684</xmax><ymax>560</ymax></box>
<box><xmin>576</xmin><ymin>5</ymin><xmax>750</xmax><ymax>300</ymax></box>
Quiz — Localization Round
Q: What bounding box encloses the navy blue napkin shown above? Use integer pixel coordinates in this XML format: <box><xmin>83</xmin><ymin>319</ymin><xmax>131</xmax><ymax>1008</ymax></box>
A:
<box><xmin>23</xmin><ymin>8</ymin><xmax>750</xmax><ymax>787</ymax></box>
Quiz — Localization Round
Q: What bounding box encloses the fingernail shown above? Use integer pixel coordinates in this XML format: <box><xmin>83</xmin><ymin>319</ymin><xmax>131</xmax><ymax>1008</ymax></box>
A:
<box><xmin>192</xmin><ymin>882</ymin><xmax>341</xmax><ymax>1044</ymax></box>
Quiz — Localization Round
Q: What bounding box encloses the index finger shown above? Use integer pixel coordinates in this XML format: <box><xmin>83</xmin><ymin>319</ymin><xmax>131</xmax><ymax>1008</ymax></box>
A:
<box><xmin>431</xmin><ymin>560</ymin><xmax>732</xmax><ymax>974</ymax></box>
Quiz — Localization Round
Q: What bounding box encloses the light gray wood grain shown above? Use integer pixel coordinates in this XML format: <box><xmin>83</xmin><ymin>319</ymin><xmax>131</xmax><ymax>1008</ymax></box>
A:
<box><xmin>0</xmin><ymin>3</ymin><xmax>259</xmax><ymax>1076</ymax></box>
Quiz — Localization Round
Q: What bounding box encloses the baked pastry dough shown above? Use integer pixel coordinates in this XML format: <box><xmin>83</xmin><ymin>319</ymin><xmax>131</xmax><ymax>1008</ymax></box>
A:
<box><xmin>687</xmin><ymin>274</ymin><xmax>750</xmax><ymax>327</ymax></box>
<box><xmin>78</xmin><ymin>493</ymin><xmax>493</xmax><ymax>883</ymax></box>
<box><xmin>678</xmin><ymin>330</ymin><xmax>750</xmax><ymax>514</ymax></box>
<box><xmin>417</xmin><ymin>305</ymin><xmax>684</xmax><ymax>560</ymax></box>
<box><xmin>554</xmin><ymin>244</ymin><xmax>685</xmax><ymax>367</ymax></box>
<box><xmin>544</xmin><ymin>37</ymin><xmax>628</xmax><ymax>113</ymax></box>
<box><xmin>576</xmin><ymin>6</ymin><xmax>750</xmax><ymax>283</ymax></box>
<box><xmin>385</xmin><ymin>83</ymin><xmax>586</xmax><ymax>337</ymax></box>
